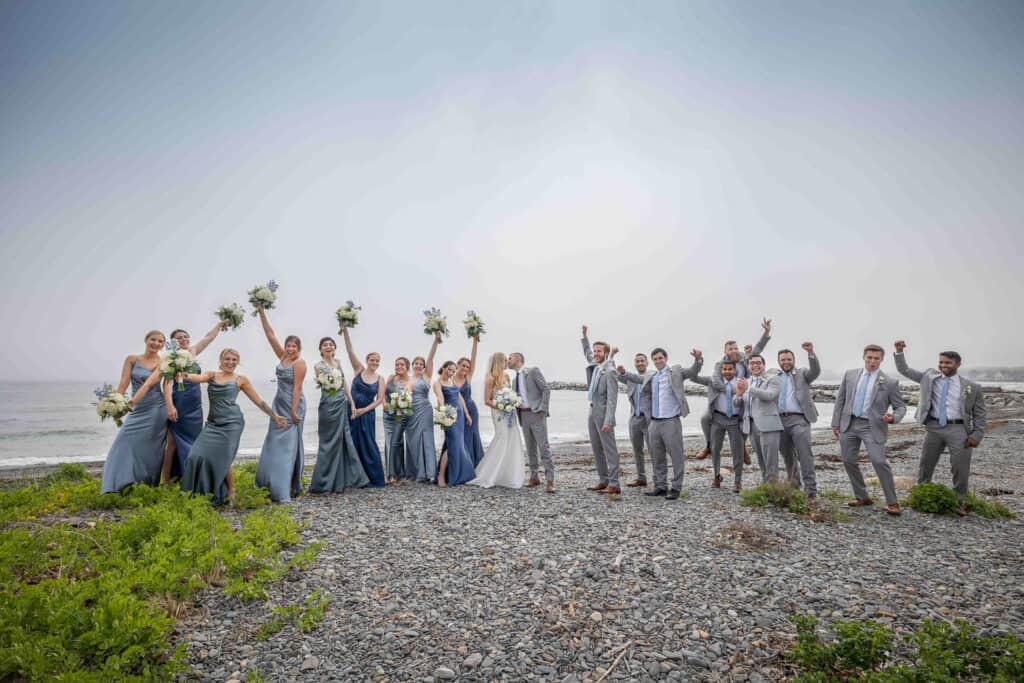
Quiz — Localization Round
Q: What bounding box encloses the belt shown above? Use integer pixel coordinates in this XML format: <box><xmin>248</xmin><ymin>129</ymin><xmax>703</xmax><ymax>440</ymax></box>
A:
<box><xmin>852</xmin><ymin>415</ymin><xmax>870</xmax><ymax>421</ymax></box>
<box><xmin>927</xmin><ymin>417</ymin><xmax>964</xmax><ymax>425</ymax></box>
<box><xmin>713</xmin><ymin>410</ymin><xmax>737</xmax><ymax>418</ymax></box>
<box><xmin>651</xmin><ymin>415</ymin><xmax>680</xmax><ymax>421</ymax></box>
<box><xmin>779</xmin><ymin>412</ymin><xmax>804</xmax><ymax>417</ymax></box>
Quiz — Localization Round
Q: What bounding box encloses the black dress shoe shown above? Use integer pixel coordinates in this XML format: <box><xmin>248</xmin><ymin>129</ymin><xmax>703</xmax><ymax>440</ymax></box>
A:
<box><xmin>664</xmin><ymin>489</ymin><xmax>680</xmax><ymax>500</ymax></box>
<box><xmin>645</xmin><ymin>488</ymin><xmax>667</xmax><ymax>497</ymax></box>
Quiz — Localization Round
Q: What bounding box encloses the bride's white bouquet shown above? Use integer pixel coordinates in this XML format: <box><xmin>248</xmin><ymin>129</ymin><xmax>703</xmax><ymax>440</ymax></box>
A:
<box><xmin>248</xmin><ymin>280</ymin><xmax>279</xmax><ymax>315</ymax></box>
<box><xmin>335</xmin><ymin>300</ymin><xmax>361</xmax><ymax>331</ymax></box>
<box><xmin>386</xmin><ymin>388</ymin><xmax>413</xmax><ymax>417</ymax></box>
<box><xmin>433</xmin><ymin>403</ymin><xmax>457</xmax><ymax>427</ymax></box>
<box><xmin>422</xmin><ymin>307</ymin><xmax>449</xmax><ymax>339</ymax></box>
<box><xmin>493</xmin><ymin>387</ymin><xmax>522</xmax><ymax>414</ymax></box>
<box><xmin>93</xmin><ymin>384</ymin><xmax>131</xmax><ymax>427</ymax></box>
<box><xmin>215</xmin><ymin>303</ymin><xmax>246</xmax><ymax>331</ymax></box>
<box><xmin>315</xmin><ymin>366</ymin><xmax>345</xmax><ymax>397</ymax></box>
<box><xmin>462</xmin><ymin>310</ymin><xmax>485</xmax><ymax>339</ymax></box>
<box><xmin>160</xmin><ymin>340</ymin><xmax>197</xmax><ymax>391</ymax></box>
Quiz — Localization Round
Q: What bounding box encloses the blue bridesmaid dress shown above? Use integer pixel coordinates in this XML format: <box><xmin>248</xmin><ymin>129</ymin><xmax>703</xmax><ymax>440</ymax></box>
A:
<box><xmin>255</xmin><ymin>363</ymin><xmax>306</xmax><ymax>502</ymax></box>
<box><xmin>309</xmin><ymin>364</ymin><xmax>369</xmax><ymax>493</ymax></box>
<box><xmin>459</xmin><ymin>381</ymin><xmax>486</xmax><ymax>467</ymax></box>
<box><xmin>168</xmin><ymin>360</ymin><xmax>203</xmax><ymax>477</ymax></box>
<box><xmin>404</xmin><ymin>377</ymin><xmax>437</xmax><ymax>482</ymax></box>
<box><xmin>180</xmin><ymin>378</ymin><xmax>243</xmax><ymax>505</ymax></box>
<box><xmin>349</xmin><ymin>374</ymin><xmax>386</xmax><ymax>488</ymax></box>
<box><xmin>441</xmin><ymin>384</ymin><xmax>475</xmax><ymax>486</ymax></box>
<box><xmin>100</xmin><ymin>360</ymin><xmax>168</xmax><ymax>494</ymax></box>
<box><xmin>382</xmin><ymin>377</ymin><xmax>408</xmax><ymax>481</ymax></box>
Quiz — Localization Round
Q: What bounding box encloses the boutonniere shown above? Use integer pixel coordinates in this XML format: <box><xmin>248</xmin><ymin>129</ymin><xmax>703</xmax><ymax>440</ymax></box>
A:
<box><xmin>965</xmin><ymin>385</ymin><xmax>973</xmax><ymax>395</ymax></box>
<box><xmin>877</xmin><ymin>376</ymin><xmax>886</xmax><ymax>386</ymax></box>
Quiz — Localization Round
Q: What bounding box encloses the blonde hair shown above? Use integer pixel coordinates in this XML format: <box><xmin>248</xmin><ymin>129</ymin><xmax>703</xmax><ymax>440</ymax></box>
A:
<box><xmin>144</xmin><ymin>329</ymin><xmax>165</xmax><ymax>342</ymax></box>
<box><xmin>219</xmin><ymin>348</ymin><xmax>240</xmax><ymax>361</ymax></box>
<box><xmin>488</xmin><ymin>352</ymin><xmax>508</xmax><ymax>392</ymax></box>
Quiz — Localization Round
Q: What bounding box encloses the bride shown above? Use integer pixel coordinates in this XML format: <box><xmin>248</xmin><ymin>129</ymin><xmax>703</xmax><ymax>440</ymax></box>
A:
<box><xmin>469</xmin><ymin>352</ymin><xmax>525</xmax><ymax>489</ymax></box>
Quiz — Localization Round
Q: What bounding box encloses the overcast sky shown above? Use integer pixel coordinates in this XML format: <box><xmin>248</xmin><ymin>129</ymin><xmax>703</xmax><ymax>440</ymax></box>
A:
<box><xmin>2</xmin><ymin>1</ymin><xmax>1023</xmax><ymax>383</ymax></box>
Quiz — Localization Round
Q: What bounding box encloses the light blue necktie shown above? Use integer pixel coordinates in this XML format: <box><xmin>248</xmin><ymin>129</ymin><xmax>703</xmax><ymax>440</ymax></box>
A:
<box><xmin>938</xmin><ymin>377</ymin><xmax>949</xmax><ymax>426</ymax></box>
<box><xmin>652</xmin><ymin>372</ymin><xmax>661</xmax><ymax>418</ymax></box>
<box><xmin>633</xmin><ymin>383</ymin><xmax>642</xmax><ymax>417</ymax></box>
<box><xmin>854</xmin><ymin>372</ymin><xmax>870</xmax><ymax>417</ymax></box>
<box><xmin>725</xmin><ymin>381</ymin><xmax>734</xmax><ymax>417</ymax></box>
<box><xmin>779</xmin><ymin>373</ymin><xmax>790</xmax><ymax>412</ymax></box>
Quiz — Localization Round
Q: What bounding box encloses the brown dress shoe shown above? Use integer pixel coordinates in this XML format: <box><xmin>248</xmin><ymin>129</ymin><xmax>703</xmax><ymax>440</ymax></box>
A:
<box><xmin>743</xmin><ymin>447</ymin><xmax>752</xmax><ymax>466</ymax></box>
<box><xmin>546</xmin><ymin>481</ymin><xmax>556</xmax><ymax>493</ymax></box>
<box><xmin>847</xmin><ymin>498</ymin><xmax>875</xmax><ymax>507</ymax></box>
<box><xmin>605</xmin><ymin>486</ymin><xmax>622</xmax><ymax>495</ymax></box>
<box><xmin>712</xmin><ymin>475</ymin><xmax>722</xmax><ymax>488</ymax></box>
<box><xmin>526</xmin><ymin>477</ymin><xmax>541</xmax><ymax>487</ymax></box>
<box><xmin>885</xmin><ymin>503</ymin><xmax>902</xmax><ymax>516</ymax></box>
<box><xmin>733</xmin><ymin>483</ymin><xmax>742</xmax><ymax>493</ymax></box>
<box><xmin>957</xmin><ymin>504</ymin><xmax>968</xmax><ymax>517</ymax></box>
<box><xmin>589</xmin><ymin>482</ymin><xmax>608</xmax><ymax>492</ymax></box>
<box><xmin>626</xmin><ymin>479</ymin><xmax>647</xmax><ymax>487</ymax></box>
<box><xmin>696</xmin><ymin>447</ymin><xmax>710</xmax><ymax>460</ymax></box>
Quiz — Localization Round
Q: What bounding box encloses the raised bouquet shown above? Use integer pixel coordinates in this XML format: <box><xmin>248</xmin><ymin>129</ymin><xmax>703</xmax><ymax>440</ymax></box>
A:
<box><xmin>335</xmin><ymin>300</ymin><xmax>361</xmax><ymax>331</ymax></box>
<box><xmin>315</xmin><ymin>366</ymin><xmax>345</xmax><ymax>397</ymax></box>
<box><xmin>462</xmin><ymin>310</ymin><xmax>485</xmax><ymax>339</ymax></box>
<box><xmin>215</xmin><ymin>303</ymin><xmax>246</xmax><ymax>330</ymax></box>
<box><xmin>248</xmin><ymin>280</ymin><xmax>279</xmax><ymax>315</ymax></box>
<box><xmin>423</xmin><ymin>307</ymin><xmax>449</xmax><ymax>339</ymax></box>
<box><xmin>160</xmin><ymin>340</ymin><xmax>197</xmax><ymax>391</ymax></box>
<box><xmin>94</xmin><ymin>384</ymin><xmax>131</xmax><ymax>427</ymax></box>
<box><xmin>433</xmin><ymin>403</ymin><xmax>457</xmax><ymax>428</ymax></box>
<box><xmin>386</xmin><ymin>388</ymin><xmax>413</xmax><ymax>417</ymax></box>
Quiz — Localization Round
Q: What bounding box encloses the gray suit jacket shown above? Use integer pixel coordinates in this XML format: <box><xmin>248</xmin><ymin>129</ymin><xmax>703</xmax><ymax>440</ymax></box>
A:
<box><xmin>617</xmin><ymin>369</ymin><xmax>653</xmax><ymax>419</ymax></box>
<box><xmin>774</xmin><ymin>354</ymin><xmax>821</xmax><ymax>423</ymax></box>
<box><xmin>894</xmin><ymin>353</ymin><xmax>986</xmax><ymax>442</ymax></box>
<box><xmin>638</xmin><ymin>357</ymin><xmax>704</xmax><ymax>419</ymax></box>
<box><xmin>588</xmin><ymin>363</ymin><xmax>618</xmax><ymax>427</ymax></box>
<box><xmin>713</xmin><ymin>333</ymin><xmax>771</xmax><ymax>380</ymax></box>
<box><xmin>832</xmin><ymin>368</ymin><xmax>906</xmax><ymax>442</ymax></box>
<box><xmin>518</xmin><ymin>367</ymin><xmax>551</xmax><ymax>416</ymax></box>
<box><xmin>733</xmin><ymin>372</ymin><xmax>783</xmax><ymax>435</ymax></box>
<box><xmin>582</xmin><ymin>336</ymin><xmax>615</xmax><ymax>385</ymax></box>
<box><xmin>692</xmin><ymin>374</ymin><xmax>743</xmax><ymax>418</ymax></box>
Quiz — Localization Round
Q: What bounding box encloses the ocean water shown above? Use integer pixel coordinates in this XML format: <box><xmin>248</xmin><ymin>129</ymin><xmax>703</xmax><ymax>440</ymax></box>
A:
<box><xmin>2</xmin><ymin>380</ymin><xmax>1018</xmax><ymax>469</ymax></box>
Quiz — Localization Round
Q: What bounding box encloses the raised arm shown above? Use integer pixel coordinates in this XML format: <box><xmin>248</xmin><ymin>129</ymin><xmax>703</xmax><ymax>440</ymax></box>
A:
<box><xmin>191</xmin><ymin>321</ymin><xmax>223</xmax><ymax>357</ymax></box>
<box><xmin>467</xmin><ymin>335</ymin><xmax>479</xmax><ymax>379</ymax></box>
<box><xmin>752</xmin><ymin>317</ymin><xmax>772</xmax><ymax>355</ymax></box>
<box><xmin>581</xmin><ymin>325</ymin><xmax>595</xmax><ymax>364</ymax></box>
<box><xmin>257</xmin><ymin>306</ymin><xmax>286</xmax><ymax>359</ymax></box>
<box><xmin>691</xmin><ymin>374</ymin><xmax>711</xmax><ymax>387</ymax></box>
<box><xmin>238</xmin><ymin>376</ymin><xmax>287</xmax><ymax>428</ymax></box>
<box><xmin>340</xmin><ymin>327</ymin><xmax>365</xmax><ymax>375</ymax></box>
<box><xmin>803</xmin><ymin>342</ymin><xmax>821</xmax><ymax>383</ymax></box>
<box><xmin>679</xmin><ymin>349</ymin><xmax>704</xmax><ymax>379</ymax></box>
<box><xmin>617</xmin><ymin>365</ymin><xmax>644</xmax><ymax>384</ymax></box>
<box><xmin>425</xmin><ymin>332</ymin><xmax>440</xmax><ymax>378</ymax></box>
<box><xmin>892</xmin><ymin>341</ymin><xmax>924</xmax><ymax>382</ymax></box>
<box><xmin>289</xmin><ymin>360</ymin><xmax>306</xmax><ymax>424</ymax></box>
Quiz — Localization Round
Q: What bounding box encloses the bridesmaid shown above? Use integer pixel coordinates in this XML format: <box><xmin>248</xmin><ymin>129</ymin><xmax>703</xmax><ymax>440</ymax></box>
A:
<box><xmin>161</xmin><ymin>321</ymin><xmax>224</xmax><ymax>483</ymax></box>
<box><xmin>382</xmin><ymin>357</ymin><xmax>412</xmax><ymax>484</ymax></box>
<box><xmin>179</xmin><ymin>348</ymin><xmax>286</xmax><ymax>505</ymax></box>
<box><xmin>254</xmin><ymin>305</ymin><xmax>307</xmax><ymax>503</ymax></box>
<box><xmin>100</xmin><ymin>330</ymin><xmax>169</xmax><ymax>494</ymax></box>
<box><xmin>309</xmin><ymin>337</ymin><xmax>370</xmax><ymax>494</ymax></box>
<box><xmin>340</xmin><ymin>326</ymin><xmax>386</xmax><ymax>488</ymax></box>
<box><xmin>434</xmin><ymin>360</ymin><xmax>476</xmax><ymax>488</ymax></box>
<box><xmin>404</xmin><ymin>332</ymin><xmax>441</xmax><ymax>482</ymax></box>
<box><xmin>454</xmin><ymin>334</ymin><xmax>485</xmax><ymax>467</ymax></box>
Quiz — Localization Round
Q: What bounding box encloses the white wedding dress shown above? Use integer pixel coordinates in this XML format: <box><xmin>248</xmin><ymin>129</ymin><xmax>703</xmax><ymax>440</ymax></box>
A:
<box><xmin>469</xmin><ymin>386</ymin><xmax>526</xmax><ymax>489</ymax></box>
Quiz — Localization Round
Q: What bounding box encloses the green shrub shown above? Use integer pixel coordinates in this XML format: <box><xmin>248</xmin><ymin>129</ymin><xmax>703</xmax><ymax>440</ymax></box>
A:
<box><xmin>231</xmin><ymin>464</ymin><xmax>272</xmax><ymax>510</ymax></box>
<box><xmin>44</xmin><ymin>462</ymin><xmax>91</xmax><ymax>485</ymax></box>
<box><xmin>907</xmin><ymin>482</ymin><xmax>960</xmax><ymax>515</ymax></box>
<box><xmin>965</xmin><ymin>492</ymin><xmax>1015</xmax><ymax>519</ymax></box>
<box><xmin>256</xmin><ymin>589</ymin><xmax>329</xmax><ymax>640</ymax></box>
<box><xmin>739</xmin><ymin>482</ymin><xmax>809</xmax><ymax>514</ymax></box>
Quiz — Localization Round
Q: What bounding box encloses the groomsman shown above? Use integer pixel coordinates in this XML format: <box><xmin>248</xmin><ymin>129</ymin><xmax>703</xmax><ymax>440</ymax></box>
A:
<box><xmin>638</xmin><ymin>347</ymin><xmax>703</xmax><ymax>499</ymax></box>
<box><xmin>507</xmin><ymin>352</ymin><xmax>555</xmax><ymax>493</ymax></box>
<box><xmin>692</xmin><ymin>361</ymin><xmax>745</xmax><ymax>492</ymax></box>
<box><xmin>697</xmin><ymin>318</ymin><xmax>772</xmax><ymax>462</ymax></box>
<box><xmin>734</xmin><ymin>355</ymin><xmax>783</xmax><ymax>483</ymax></box>
<box><xmin>616</xmin><ymin>352</ymin><xmax>653</xmax><ymax>487</ymax></box>
<box><xmin>581</xmin><ymin>332</ymin><xmax>620</xmax><ymax>494</ymax></box>
<box><xmin>775</xmin><ymin>343</ymin><xmax>821</xmax><ymax>501</ymax></box>
<box><xmin>832</xmin><ymin>345</ymin><xmax>906</xmax><ymax>515</ymax></box>
<box><xmin>894</xmin><ymin>341</ymin><xmax>986</xmax><ymax>515</ymax></box>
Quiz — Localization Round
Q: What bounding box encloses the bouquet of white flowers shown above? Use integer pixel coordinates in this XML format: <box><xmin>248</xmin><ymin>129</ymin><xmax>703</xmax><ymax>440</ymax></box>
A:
<box><xmin>423</xmin><ymin>307</ymin><xmax>449</xmax><ymax>339</ymax></box>
<box><xmin>433</xmin><ymin>403</ymin><xmax>457</xmax><ymax>428</ymax></box>
<box><xmin>335</xmin><ymin>300</ymin><xmax>361</xmax><ymax>331</ymax></box>
<box><xmin>215</xmin><ymin>303</ymin><xmax>246</xmax><ymax>330</ymax></box>
<box><xmin>386</xmin><ymin>388</ymin><xmax>413</xmax><ymax>417</ymax></box>
<box><xmin>160</xmin><ymin>340</ymin><xmax>197</xmax><ymax>391</ymax></box>
<box><xmin>493</xmin><ymin>386</ymin><xmax>522</xmax><ymax>426</ymax></box>
<box><xmin>315</xmin><ymin>366</ymin><xmax>345</xmax><ymax>397</ymax></box>
<box><xmin>463</xmin><ymin>310</ymin><xmax>485</xmax><ymax>339</ymax></box>
<box><xmin>93</xmin><ymin>384</ymin><xmax>131</xmax><ymax>427</ymax></box>
<box><xmin>248</xmin><ymin>280</ymin><xmax>279</xmax><ymax>315</ymax></box>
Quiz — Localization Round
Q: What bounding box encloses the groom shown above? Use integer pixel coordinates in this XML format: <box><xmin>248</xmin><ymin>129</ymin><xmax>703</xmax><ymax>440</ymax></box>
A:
<box><xmin>508</xmin><ymin>352</ymin><xmax>555</xmax><ymax>493</ymax></box>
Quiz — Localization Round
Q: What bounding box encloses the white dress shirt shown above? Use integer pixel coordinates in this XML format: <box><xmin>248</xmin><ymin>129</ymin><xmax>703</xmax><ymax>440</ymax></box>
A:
<box><xmin>653</xmin><ymin>369</ymin><xmax>681</xmax><ymax>418</ymax></box>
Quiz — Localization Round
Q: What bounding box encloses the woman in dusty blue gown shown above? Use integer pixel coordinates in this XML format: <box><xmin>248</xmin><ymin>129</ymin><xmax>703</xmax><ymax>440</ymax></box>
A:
<box><xmin>404</xmin><ymin>333</ymin><xmax>441</xmax><ymax>482</ymax></box>
<box><xmin>254</xmin><ymin>305</ymin><xmax>307</xmax><ymax>503</ymax></box>
<box><xmin>340</xmin><ymin>326</ymin><xmax>386</xmax><ymax>488</ymax></box>
<box><xmin>382</xmin><ymin>358</ymin><xmax>412</xmax><ymax>483</ymax></box>
<box><xmin>179</xmin><ymin>348</ymin><xmax>286</xmax><ymax>505</ymax></box>
<box><xmin>434</xmin><ymin>361</ymin><xmax>476</xmax><ymax>487</ymax></box>
<box><xmin>454</xmin><ymin>335</ymin><xmax>485</xmax><ymax>467</ymax></box>
<box><xmin>308</xmin><ymin>338</ymin><xmax>369</xmax><ymax>493</ymax></box>
<box><xmin>100</xmin><ymin>330</ymin><xmax>169</xmax><ymax>494</ymax></box>
<box><xmin>161</xmin><ymin>322</ymin><xmax>222</xmax><ymax>482</ymax></box>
